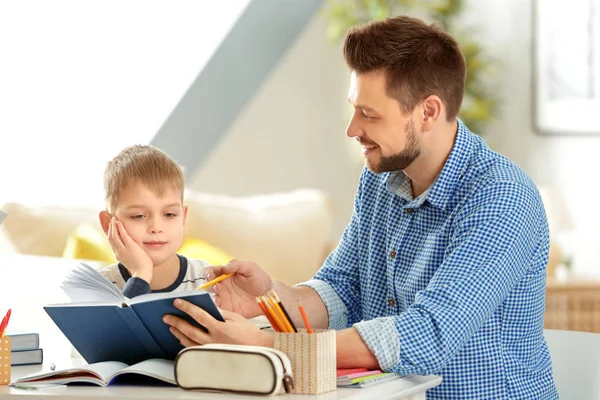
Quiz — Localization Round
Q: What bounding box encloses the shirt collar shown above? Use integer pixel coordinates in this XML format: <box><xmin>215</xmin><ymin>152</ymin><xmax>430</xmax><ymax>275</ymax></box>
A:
<box><xmin>118</xmin><ymin>254</ymin><xmax>188</xmax><ymax>292</ymax></box>
<box><xmin>425</xmin><ymin>119</ymin><xmax>473</xmax><ymax>210</ymax></box>
<box><xmin>385</xmin><ymin>119</ymin><xmax>474</xmax><ymax>210</ymax></box>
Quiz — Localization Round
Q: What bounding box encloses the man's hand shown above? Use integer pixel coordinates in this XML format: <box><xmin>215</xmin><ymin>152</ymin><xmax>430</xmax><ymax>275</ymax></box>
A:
<box><xmin>204</xmin><ymin>259</ymin><xmax>274</xmax><ymax>318</ymax></box>
<box><xmin>163</xmin><ymin>298</ymin><xmax>273</xmax><ymax>347</ymax></box>
<box><xmin>107</xmin><ymin>217</ymin><xmax>154</xmax><ymax>283</ymax></box>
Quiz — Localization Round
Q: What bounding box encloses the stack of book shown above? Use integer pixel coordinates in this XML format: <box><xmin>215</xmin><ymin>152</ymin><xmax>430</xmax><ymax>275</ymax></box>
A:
<box><xmin>6</xmin><ymin>332</ymin><xmax>43</xmax><ymax>366</ymax></box>
<box><xmin>336</xmin><ymin>368</ymin><xmax>405</xmax><ymax>388</ymax></box>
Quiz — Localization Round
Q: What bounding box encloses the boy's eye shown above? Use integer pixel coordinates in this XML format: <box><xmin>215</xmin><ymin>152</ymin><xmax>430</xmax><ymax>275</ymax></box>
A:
<box><xmin>165</xmin><ymin>213</ymin><xmax>178</xmax><ymax>218</ymax></box>
<box><xmin>130</xmin><ymin>215</ymin><xmax>145</xmax><ymax>220</ymax></box>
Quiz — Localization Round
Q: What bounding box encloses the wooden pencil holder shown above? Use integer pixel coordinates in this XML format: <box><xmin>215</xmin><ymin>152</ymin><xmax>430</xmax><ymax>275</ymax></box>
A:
<box><xmin>0</xmin><ymin>337</ymin><xmax>10</xmax><ymax>386</ymax></box>
<box><xmin>273</xmin><ymin>329</ymin><xmax>336</xmax><ymax>394</ymax></box>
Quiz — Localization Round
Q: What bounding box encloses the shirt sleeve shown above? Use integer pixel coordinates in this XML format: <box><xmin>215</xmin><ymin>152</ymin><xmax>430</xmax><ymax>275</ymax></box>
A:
<box><xmin>354</xmin><ymin>181</ymin><xmax>549</xmax><ymax>375</ymax></box>
<box><xmin>123</xmin><ymin>277</ymin><xmax>151</xmax><ymax>298</ymax></box>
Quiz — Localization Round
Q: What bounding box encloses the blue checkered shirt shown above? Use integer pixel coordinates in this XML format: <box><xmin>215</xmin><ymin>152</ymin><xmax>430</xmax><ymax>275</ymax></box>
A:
<box><xmin>301</xmin><ymin>121</ymin><xmax>558</xmax><ymax>399</ymax></box>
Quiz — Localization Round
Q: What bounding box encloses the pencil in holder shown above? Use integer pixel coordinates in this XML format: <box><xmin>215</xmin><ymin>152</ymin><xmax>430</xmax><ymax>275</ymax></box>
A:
<box><xmin>273</xmin><ymin>329</ymin><xmax>336</xmax><ymax>394</ymax></box>
<box><xmin>0</xmin><ymin>337</ymin><xmax>10</xmax><ymax>386</ymax></box>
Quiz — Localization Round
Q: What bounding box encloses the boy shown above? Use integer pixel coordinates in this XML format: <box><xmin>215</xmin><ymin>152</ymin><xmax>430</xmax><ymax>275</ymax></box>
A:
<box><xmin>97</xmin><ymin>144</ymin><xmax>208</xmax><ymax>298</ymax></box>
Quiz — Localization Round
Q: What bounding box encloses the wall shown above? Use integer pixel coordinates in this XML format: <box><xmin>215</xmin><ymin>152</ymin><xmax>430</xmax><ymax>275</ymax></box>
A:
<box><xmin>190</xmin><ymin>14</ymin><xmax>363</xmax><ymax>239</ymax></box>
<box><xmin>152</xmin><ymin>0</ymin><xmax>323</xmax><ymax>179</ymax></box>
<box><xmin>464</xmin><ymin>0</ymin><xmax>600</xmax><ymax>276</ymax></box>
<box><xmin>193</xmin><ymin>1</ymin><xmax>600</xmax><ymax>276</ymax></box>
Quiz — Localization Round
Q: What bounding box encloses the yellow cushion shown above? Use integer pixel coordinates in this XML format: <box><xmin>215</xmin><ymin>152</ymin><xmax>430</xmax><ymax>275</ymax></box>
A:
<box><xmin>63</xmin><ymin>224</ymin><xmax>232</xmax><ymax>266</ymax></box>
<box><xmin>62</xmin><ymin>223</ymin><xmax>117</xmax><ymax>264</ymax></box>
<box><xmin>177</xmin><ymin>237</ymin><xmax>231</xmax><ymax>266</ymax></box>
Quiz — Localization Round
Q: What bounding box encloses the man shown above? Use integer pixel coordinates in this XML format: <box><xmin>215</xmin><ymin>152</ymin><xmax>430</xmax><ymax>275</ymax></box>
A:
<box><xmin>163</xmin><ymin>16</ymin><xmax>558</xmax><ymax>399</ymax></box>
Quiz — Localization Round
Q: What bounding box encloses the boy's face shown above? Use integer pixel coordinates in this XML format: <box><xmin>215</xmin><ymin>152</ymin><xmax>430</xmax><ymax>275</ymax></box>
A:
<box><xmin>110</xmin><ymin>182</ymin><xmax>187</xmax><ymax>267</ymax></box>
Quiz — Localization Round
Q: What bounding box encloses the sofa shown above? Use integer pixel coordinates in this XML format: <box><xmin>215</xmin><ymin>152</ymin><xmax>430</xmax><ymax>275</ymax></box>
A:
<box><xmin>0</xmin><ymin>188</ymin><xmax>335</xmax><ymax>286</ymax></box>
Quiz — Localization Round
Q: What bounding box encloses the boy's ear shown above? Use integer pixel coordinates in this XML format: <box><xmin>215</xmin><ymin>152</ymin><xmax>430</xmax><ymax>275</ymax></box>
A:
<box><xmin>99</xmin><ymin>211</ymin><xmax>112</xmax><ymax>235</ymax></box>
<box><xmin>182</xmin><ymin>205</ymin><xmax>188</xmax><ymax>226</ymax></box>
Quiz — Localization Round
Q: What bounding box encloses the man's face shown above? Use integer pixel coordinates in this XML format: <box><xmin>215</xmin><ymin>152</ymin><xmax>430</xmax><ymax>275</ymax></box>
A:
<box><xmin>112</xmin><ymin>182</ymin><xmax>187</xmax><ymax>268</ymax></box>
<box><xmin>346</xmin><ymin>70</ymin><xmax>421</xmax><ymax>173</ymax></box>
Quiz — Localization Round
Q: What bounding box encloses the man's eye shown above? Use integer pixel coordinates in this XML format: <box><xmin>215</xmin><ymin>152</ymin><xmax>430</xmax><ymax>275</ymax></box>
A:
<box><xmin>362</xmin><ymin>112</ymin><xmax>374</xmax><ymax>121</ymax></box>
<box><xmin>165</xmin><ymin>213</ymin><xmax>178</xmax><ymax>218</ymax></box>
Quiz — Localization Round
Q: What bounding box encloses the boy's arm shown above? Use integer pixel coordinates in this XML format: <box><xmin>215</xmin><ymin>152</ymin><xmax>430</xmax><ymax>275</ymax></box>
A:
<box><xmin>108</xmin><ymin>218</ymin><xmax>154</xmax><ymax>284</ymax></box>
<box><xmin>123</xmin><ymin>277</ymin><xmax>151</xmax><ymax>298</ymax></box>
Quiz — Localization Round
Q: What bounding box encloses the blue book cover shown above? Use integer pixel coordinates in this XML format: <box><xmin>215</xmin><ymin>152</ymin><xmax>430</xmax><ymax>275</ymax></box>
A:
<box><xmin>45</xmin><ymin>290</ymin><xmax>223</xmax><ymax>365</ymax></box>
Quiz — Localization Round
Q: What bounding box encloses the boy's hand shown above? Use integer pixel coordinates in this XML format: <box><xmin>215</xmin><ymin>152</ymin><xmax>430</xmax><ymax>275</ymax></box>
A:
<box><xmin>164</xmin><ymin>300</ymin><xmax>273</xmax><ymax>348</ymax></box>
<box><xmin>108</xmin><ymin>217</ymin><xmax>154</xmax><ymax>284</ymax></box>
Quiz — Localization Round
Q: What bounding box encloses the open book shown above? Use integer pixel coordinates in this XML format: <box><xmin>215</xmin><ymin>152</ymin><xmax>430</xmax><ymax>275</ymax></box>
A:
<box><xmin>45</xmin><ymin>263</ymin><xmax>223</xmax><ymax>365</ymax></box>
<box><xmin>13</xmin><ymin>359</ymin><xmax>175</xmax><ymax>387</ymax></box>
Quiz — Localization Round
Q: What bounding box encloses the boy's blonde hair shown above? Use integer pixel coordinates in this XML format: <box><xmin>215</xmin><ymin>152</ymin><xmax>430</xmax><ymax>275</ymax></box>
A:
<box><xmin>104</xmin><ymin>145</ymin><xmax>184</xmax><ymax>212</ymax></box>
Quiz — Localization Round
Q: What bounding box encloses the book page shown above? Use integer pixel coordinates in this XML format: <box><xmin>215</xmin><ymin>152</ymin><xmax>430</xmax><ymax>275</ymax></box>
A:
<box><xmin>127</xmin><ymin>289</ymin><xmax>210</xmax><ymax>305</ymax></box>
<box><xmin>61</xmin><ymin>263</ymin><xmax>125</xmax><ymax>303</ymax></box>
<box><xmin>111</xmin><ymin>359</ymin><xmax>175</xmax><ymax>385</ymax></box>
<box><xmin>14</xmin><ymin>361</ymin><xmax>128</xmax><ymax>386</ymax></box>
<box><xmin>85</xmin><ymin>361</ymin><xmax>130</xmax><ymax>382</ymax></box>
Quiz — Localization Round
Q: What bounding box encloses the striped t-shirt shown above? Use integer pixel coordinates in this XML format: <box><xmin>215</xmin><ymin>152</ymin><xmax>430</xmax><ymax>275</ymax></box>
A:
<box><xmin>99</xmin><ymin>254</ymin><xmax>208</xmax><ymax>294</ymax></box>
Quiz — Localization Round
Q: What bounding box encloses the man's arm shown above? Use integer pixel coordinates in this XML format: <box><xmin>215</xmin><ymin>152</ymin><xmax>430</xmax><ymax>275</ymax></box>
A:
<box><xmin>352</xmin><ymin>181</ymin><xmax>548</xmax><ymax>375</ymax></box>
<box><xmin>271</xmin><ymin>282</ymin><xmax>329</xmax><ymax>329</ymax></box>
<box><xmin>266</xmin><ymin>282</ymin><xmax>380</xmax><ymax>369</ymax></box>
<box><xmin>336</xmin><ymin>328</ymin><xmax>380</xmax><ymax>369</ymax></box>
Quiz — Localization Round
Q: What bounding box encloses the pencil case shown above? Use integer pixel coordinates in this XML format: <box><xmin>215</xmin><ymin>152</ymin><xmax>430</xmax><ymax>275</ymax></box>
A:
<box><xmin>174</xmin><ymin>343</ymin><xmax>294</xmax><ymax>396</ymax></box>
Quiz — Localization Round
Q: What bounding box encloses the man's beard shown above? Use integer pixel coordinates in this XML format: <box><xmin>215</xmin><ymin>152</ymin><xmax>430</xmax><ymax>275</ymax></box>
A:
<box><xmin>370</xmin><ymin>120</ymin><xmax>421</xmax><ymax>173</ymax></box>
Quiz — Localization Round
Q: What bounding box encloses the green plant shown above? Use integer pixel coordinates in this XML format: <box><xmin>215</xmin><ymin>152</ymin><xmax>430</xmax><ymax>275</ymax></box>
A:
<box><xmin>324</xmin><ymin>0</ymin><xmax>499</xmax><ymax>135</ymax></box>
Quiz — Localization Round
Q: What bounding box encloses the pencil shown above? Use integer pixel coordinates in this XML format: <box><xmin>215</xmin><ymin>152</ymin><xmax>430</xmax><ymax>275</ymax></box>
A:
<box><xmin>256</xmin><ymin>298</ymin><xmax>280</xmax><ymax>332</ymax></box>
<box><xmin>195</xmin><ymin>273</ymin><xmax>233</xmax><ymax>290</ymax></box>
<box><xmin>298</xmin><ymin>303</ymin><xmax>313</xmax><ymax>333</ymax></box>
<box><xmin>270</xmin><ymin>290</ymin><xmax>297</xmax><ymax>332</ymax></box>
<box><xmin>261</xmin><ymin>296</ymin><xmax>287</xmax><ymax>333</ymax></box>
<box><xmin>1</xmin><ymin>309</ymin><xmax>11</xmax><ymax>338</ymax></box>
<box><xmin>267</xmin><ymin>293</ymin><xmax>294</xmax><ymax>333</ymax></box>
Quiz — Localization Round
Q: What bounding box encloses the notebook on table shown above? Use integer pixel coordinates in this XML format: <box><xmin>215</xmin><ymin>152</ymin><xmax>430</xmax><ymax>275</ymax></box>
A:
<box><xmin>10</xmin><ymin>348</ymin><xmax>43</xmax><ymax>366</ymax></box>
<box><xmin>337</xmin><ymin>369</ymin><xmax>406</xmax><ymax>388</ymax></box>
<box><xmin>12</xmin><ymin>359</ymin><xmax>175</xmax><ymax>387</ymax></box>
<box><xmin>5</xmin><ymin>331</ymin><xmax>40</xmax><ymax>351</ymax></box>
<box><xmin>5</xmin><ymin>330</ymin><xmax>43</xmax><ymax>366</ymax></box>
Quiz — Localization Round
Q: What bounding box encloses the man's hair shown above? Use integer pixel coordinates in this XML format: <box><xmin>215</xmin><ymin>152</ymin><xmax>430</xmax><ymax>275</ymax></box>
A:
<box><xmin>343</xmin><ymin>15</ymin><xmax>466</xmax><ymax>120</ymax></box>
<box><xmin>104</xmin><ymin>145</ymin><xmax>184</xmax><ymax>212</ymax></box>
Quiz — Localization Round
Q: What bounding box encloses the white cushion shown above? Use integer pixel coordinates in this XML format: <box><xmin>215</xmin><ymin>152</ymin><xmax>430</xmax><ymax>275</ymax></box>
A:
<box><xmin>184</xmin><ymin>189</ymin><xmax>332</xmax><ymax>285</ymax></box>
<box><xmin>1</xmin><ymin>202</ymin><xmax>98</xmax><ymax>257</ymax></box>
<box><xmin>1</xmin><ymin>189</ymin><xmax>334</xmax><ymax>285</ymax></box>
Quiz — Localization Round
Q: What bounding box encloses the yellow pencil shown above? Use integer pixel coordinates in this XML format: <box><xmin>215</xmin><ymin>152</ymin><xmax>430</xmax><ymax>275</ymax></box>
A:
<box><xmin>268</xmin><ymin>291</ymin><xmax>295</xmax><ymax>333</ymax></box>
<box><xmin>261</xmin><ymin>296</ymin><xmax>287</xmax><ymax>332</ymax></box>
<box><xmin>195</xmin><ymin>273</ymin><xmax>233</xmax><ymax>290</ymax></box>
<box><xmin>271</xmin><ymin>290</ymin><xmax>297</xmax><ymax>332</ymax></box>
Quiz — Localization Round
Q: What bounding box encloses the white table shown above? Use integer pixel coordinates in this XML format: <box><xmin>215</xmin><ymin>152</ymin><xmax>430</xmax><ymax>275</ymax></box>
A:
<box><xmin>0</xmin><ymin>253</ymin><xmax>442</xmax><ymax>398</ymax></box>
<box><xmin>1</xmin><ymin>359</ymin><xmax>441</xmax><ymax>400</ymax></box>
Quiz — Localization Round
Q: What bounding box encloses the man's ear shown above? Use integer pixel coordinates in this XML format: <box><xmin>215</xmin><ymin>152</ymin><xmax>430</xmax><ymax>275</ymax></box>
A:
<box><xmin>182</xmin><ymin>205</ymin><xmax>188</xmax><ymax>226</ymax></box>
<box><xmin>420</xmin><ymin>95</ymin><xmax>443</xmax><ymax>131</ymax></box>
<box><xmin>99</xmin><ymin>211</ymin><xmax>112</xmax><ymax>235</ymax></box>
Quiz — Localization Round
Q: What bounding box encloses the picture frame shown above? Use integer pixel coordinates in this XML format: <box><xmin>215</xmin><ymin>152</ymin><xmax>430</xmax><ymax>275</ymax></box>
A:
<box><xmin>533</xmin><ymin>0</ymin><xmax>600</xmax><ymax>135</ymax></box>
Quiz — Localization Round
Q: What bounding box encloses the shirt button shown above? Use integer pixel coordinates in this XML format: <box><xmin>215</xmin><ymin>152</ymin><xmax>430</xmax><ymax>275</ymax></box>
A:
<box><xmin>388</xmin><ymin>299</ymin><xmax>395</xmax><ymax>307</ymax></box>
<box><xmin>406</xmin><ymin>208</ymin><xmax>414</xmax><ymax>214</ymax></box>
<box><xmin>390</xmin><ymin>250</ymin><xmax>396</xmax><ymax>258</ymax></box>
